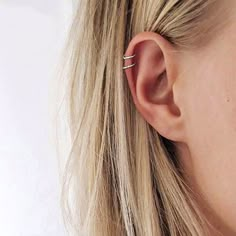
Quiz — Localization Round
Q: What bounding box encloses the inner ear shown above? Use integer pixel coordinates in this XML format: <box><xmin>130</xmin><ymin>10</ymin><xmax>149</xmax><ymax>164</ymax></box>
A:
<box><xmin>134</xmin><ymin>40</ymin><xmax>171</xmax><ymax>105</ymax></box>
<box><xmin>134</xmin><ymin>40</ymin><xmax>166</xmax><ymax>77</ymax></box>
<box><xmin>151</xmin><ymin>70</ymin><xmax>170</xmax><ymax>104</ymax></box>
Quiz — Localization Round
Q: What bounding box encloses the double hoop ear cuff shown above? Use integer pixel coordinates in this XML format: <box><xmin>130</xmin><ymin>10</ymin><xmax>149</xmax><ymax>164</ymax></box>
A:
<box><xmin>123</xmin><ymin>54</ymin><xmax>136</xmax><ymax>70</ymax></box>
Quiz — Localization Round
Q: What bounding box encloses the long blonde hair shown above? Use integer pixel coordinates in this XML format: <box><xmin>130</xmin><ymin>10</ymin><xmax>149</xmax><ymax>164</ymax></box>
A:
<box><xmin>55</xmin><ymin>0</ymin><xmax>227</xmax><ymax>235</ymax></box>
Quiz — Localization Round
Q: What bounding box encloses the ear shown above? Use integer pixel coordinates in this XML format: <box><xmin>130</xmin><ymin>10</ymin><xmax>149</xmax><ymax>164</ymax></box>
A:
<box><xmin>123</xmin><ymin>31</ymin><xmax>186</xmax><ymax>142</ymax></box>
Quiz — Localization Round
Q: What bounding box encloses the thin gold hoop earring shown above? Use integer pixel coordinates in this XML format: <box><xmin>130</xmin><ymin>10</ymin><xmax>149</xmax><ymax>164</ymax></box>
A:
<box><xmin>123</xmin><ymin>54</ymin><xmax>136</xmax><ymax>70</ymax></box>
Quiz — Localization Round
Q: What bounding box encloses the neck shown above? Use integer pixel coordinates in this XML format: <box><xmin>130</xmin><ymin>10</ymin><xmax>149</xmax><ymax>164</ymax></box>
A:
<box><xmin>175</xmin><ymin>141</ymin><xmax>236</xmax><ymax>236</ymax></box>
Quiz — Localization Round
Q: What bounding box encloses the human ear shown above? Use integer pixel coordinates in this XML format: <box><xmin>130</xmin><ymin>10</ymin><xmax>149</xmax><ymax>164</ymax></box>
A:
<box><xmin>123</xmin><ymin>31</ymin><xmax>186</xmax><ymax>142</ymax></box>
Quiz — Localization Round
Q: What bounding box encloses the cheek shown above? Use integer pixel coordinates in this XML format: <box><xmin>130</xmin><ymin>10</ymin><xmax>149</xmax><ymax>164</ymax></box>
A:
<box><xmin>184</xmin><ymin>66</ymin><xmax>236</xmax><ymax>232</ymax></box>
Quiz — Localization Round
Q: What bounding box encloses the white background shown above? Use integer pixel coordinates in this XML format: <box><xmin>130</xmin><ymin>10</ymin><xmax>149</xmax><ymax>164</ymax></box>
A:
<box><xmin>0</xmin><ymin>1</ymin><xmax>74</xmax><ymax>235</ymax></box>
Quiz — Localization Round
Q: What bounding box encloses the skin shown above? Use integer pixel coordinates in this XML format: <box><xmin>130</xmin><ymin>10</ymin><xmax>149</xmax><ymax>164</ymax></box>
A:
<box><xmin>123</xmin><ymin>7</ymin><xmax>236</xmax><ymax>236</ymax></box>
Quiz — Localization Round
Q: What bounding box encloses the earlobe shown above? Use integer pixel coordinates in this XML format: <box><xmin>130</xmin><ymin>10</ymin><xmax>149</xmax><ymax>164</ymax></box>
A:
<box><xmin>123</xmin><ymin>32</ymin><xmax>185</xmax><ymax>142</ymax></box>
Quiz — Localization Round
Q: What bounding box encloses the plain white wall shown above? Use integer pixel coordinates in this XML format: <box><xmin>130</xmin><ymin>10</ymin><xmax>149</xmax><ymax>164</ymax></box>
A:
<box><xmin>0</xmin><ymin>1</ymin><xmax>73</xmax><ymax>235</ymax></box>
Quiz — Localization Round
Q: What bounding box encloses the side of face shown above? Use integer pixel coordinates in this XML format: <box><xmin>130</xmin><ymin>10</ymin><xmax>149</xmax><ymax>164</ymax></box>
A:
<box><xmin>177</xmin><ymin>14</ymin><xmax>236</xmax><ymax>234</ymax></box>
<box><xmin>123</xmin><ymin>4</ymin><xmax>236</xmax><ymax>234</ymax></box>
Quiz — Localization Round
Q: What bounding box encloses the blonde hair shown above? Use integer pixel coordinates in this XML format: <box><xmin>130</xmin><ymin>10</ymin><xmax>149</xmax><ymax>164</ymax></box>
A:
<box><xmin>55</xmin><ymin>0</ymin><xmax>228</xmax><ymax>235</ymax></box>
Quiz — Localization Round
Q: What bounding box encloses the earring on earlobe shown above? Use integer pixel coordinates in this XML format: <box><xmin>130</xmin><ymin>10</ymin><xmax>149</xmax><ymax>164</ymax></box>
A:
<box><xmin>123</xmin><ymin>54</ymin><xmax>136</xmax><ymax>70</ymax></box>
